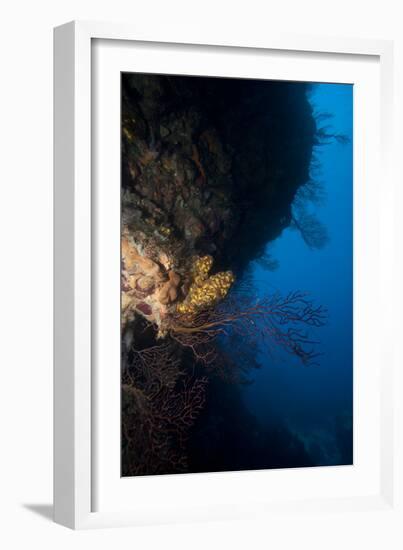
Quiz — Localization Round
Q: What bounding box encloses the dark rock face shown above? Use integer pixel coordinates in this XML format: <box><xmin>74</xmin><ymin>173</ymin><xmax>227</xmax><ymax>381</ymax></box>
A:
<box><xmin>122</xmin><ymin>74</ymin><xmax>316</xmax><ymax>275</ymax></box>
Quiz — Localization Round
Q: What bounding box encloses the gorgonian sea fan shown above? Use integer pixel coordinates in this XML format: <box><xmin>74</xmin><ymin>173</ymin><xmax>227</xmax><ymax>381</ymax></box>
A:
<box><xmin>122</xmin><ymin>342</ymin><xmax>208</xmax><ymax>476</ymax></box>
<box><xmin>169</xmin><ymin>290</ymin><xmax>327</xmax><ymax>367</ymax></box>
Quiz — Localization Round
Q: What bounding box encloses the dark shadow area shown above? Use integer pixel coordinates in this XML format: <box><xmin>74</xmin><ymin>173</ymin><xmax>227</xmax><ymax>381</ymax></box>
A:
<box><xmin>187</xmin><ymin>376</ymin><xmax>314</xmax><ymax>473</ymax></box>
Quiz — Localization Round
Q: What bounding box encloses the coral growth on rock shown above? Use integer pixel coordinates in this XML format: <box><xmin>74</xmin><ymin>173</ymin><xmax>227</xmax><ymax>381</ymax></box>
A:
<box><xmin>122</xmin><ymin>342</ymin><xmax>207</xmax><ymax>475</ymax></box>
<box><xmin>121</xmin><ymin>73</ymin><xmax>316</xmax><ymax>274</ymax></box>
<box><xmin>122</xmin><ymin>234</ymin><xmax>234</xmax><ymax>331</ymax></box>
<box><xmin>121</xmin><ymin>230</ymin><xmax>169</xmax><ymax>328</ymax></box>
<box><xmin>177</xmin><ymin>255</ymin><xmax>235</xmax><ymax>314</ymax></box>
<box><xmin>120</xmin><ymin>73</ymin><xmax>322</xmax><ymax>477</ymax></box>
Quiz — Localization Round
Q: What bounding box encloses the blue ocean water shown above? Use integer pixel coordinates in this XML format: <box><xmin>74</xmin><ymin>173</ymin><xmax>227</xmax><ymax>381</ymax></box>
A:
<box><xmin>242</xmin><ymin>83</ymin><xmax>353</xmax><ymax>466</ymax></box>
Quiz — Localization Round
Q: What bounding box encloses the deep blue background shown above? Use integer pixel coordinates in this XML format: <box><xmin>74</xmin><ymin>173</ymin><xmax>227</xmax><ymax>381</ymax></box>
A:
<box><xmin>242</xmin><ymin>83</ymin><xmax>353</xmax><ymax>466</ymax></box>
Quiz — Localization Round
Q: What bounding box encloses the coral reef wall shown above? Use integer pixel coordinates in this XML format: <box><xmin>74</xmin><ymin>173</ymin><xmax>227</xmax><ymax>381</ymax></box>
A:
<box><xmin>121</xmin><ymin>73</ymin><xmax>318</xmax><ymax>476</ymax></box>
<box><xmin>122</xmin><ymin>74</ymin><xmax>316</xmax><ymax>275</ymax></box>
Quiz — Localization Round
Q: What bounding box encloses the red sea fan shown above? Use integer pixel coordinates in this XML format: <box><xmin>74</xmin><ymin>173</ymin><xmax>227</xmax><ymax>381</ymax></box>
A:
<box><xmin>169</xmin><ymin>290</ymin><xmax>327</xmax><ymax>368</ymax></box>
<box><xmin>121</xmin><ymin>344</ymin><xmax>207</xmax><ymax>476</ymax></box>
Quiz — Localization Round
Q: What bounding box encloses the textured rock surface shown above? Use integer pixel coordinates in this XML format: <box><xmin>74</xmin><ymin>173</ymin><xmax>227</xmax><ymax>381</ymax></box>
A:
<box><xmin>122</xmin><ymin>74</ymin><xmax>315</xmax><ymax>266</ymax></box>
<box><xmin>121</xmin><ymin>74</ymin><xmax>316</xmax><ymax>329</ymax></box>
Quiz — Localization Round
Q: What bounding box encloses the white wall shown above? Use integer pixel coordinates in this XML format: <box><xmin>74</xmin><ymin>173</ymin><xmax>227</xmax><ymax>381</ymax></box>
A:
<box><xmin>0</xmin><ymin>0</ymin><xmax>402</xmax><ymax>547</ymax></box>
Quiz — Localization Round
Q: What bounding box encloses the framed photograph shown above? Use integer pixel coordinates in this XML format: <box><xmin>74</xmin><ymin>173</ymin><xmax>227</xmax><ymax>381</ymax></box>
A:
<box><xmin>54</xmin><ymin>21</ymin><xmax>399</xmax><ymax>529</ymax></box>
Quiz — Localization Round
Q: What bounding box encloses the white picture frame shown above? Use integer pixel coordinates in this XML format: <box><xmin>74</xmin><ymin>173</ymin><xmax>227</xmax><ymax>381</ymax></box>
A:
<box><xmin>54</xmin><ymin>20</ymin><xmax>399</xmax><ymax>530</ymax></box>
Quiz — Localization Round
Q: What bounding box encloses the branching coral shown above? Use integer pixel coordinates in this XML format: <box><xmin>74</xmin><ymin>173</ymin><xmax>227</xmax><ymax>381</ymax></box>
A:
<box><xmin>123</xmin><ymin>237</ymin><xmax>325</xmax><ymax>368</ymax></box>
<box><xmin>121</xmin><ymin>231</ymin><xmax>326</xmax><ymax>476</ymax></box>
<box><xmin>121</xmin><ymin>244</ymin><xmax>326</xmax><ymax>476</ymax></box>
<box><xmin>171</xmin><ymin>290</ymin><xmax>326</xmax><ymax>367</ymax></box>
<box><xmin>121</xmin><ymin>286</ymin><xmax>326</xmax><ymax>476</ymax></box>
<box><xmin>121</xmin><ymin>342</ymin><xmax>207</xmax><ymax>476</ymax></box>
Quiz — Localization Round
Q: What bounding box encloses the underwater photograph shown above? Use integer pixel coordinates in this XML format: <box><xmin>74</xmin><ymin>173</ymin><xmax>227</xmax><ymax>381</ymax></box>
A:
<box><xmin>120</xmin><ymin>73</ymin><xmax>353</xmax><ymax>477</ymax></box>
